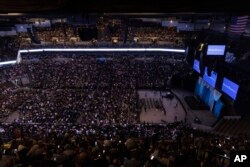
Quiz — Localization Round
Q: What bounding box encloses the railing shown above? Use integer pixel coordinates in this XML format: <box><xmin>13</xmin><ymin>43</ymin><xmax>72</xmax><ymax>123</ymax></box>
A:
<box><xmin>223</xmin><ymin>116</ymin><xmax>241</xmax><ymax>120</ymax></box>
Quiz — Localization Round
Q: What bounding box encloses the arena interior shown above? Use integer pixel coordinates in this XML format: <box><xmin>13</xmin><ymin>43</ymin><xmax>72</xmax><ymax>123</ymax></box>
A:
<box><xmin>0</xmin><ymin>2</ymin><xmax>250</xmax><ymax>167</ymax></box>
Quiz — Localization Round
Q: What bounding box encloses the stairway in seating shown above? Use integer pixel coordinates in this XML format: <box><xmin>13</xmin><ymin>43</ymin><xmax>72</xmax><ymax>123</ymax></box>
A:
<box><xmin>240</xmin><ymin>119</ymin><xmax>250</xmax><ymax>135</ymax></box>
<box><xmin>27</xmin><ymin>27</ymin><xmax>41</xmax><ymax>44</ymax></box>
<box><xmin>214</xmin><ymin>118</ymin><xmax>250</xmax><ymax>137</ymax></box>
<box><xmin>32</xmin><ymin>26</ymin><xmax>41</xmax><ymax>43</ymax></box>
<box><xmin>214</xmin><ymin>119</ymin><xmax>228</xmax><ymax>134</ymax></box>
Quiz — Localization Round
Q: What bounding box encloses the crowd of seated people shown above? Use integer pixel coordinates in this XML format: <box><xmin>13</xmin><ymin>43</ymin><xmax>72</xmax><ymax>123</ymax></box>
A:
<box><xmin>36</xmin><ymin>23</ymin><xmax>79</xmax><ymax>43</ymax></box>
<box><xmin>96</xmin><ymin>18</ymin><xmax>185</xmax><ymax>45</ymax></box>
<box><xmin>0</xmin><ymin>53</ymin><xmax>249</xmax><ymax>167</ymax></box>
<box><xmin>0</xmin><ymin>65</ymin><xmax>26</xmax><ymax>120</ymax></box>
<box><xmin>102</xmin><ymin>26</ymin><xmax>124</xmax><ymax>41</ymax></box>
<box><xmin>0</xmin><ymin>54</ymin><xmax>187</xmax><ymax>124</ymax></box>
<box><xmin>0</xmin><ymin>36</ymin><xmax>20</xmax><ymax>61</ymax></box>
<box><xmin>18</xmin><ymin>32</ymin><xmax>30</xmax><ymax>39</ymax></box>
<box><xmin>128</xmin><ymin>27</ymin><xmax>184</xmax><ymax>44</ymax></box>
<box><xmin>0</xmin><ymin>22</ymin><xmax>186</xmax><ymax>62</ymax></box>
<box><xmin>33</xmin><ymin>22</ymin><xmax>185</xmax><ymax>46</ymax></box>
<box><xmin>100</xmin><ymin>26</ymin><xmax>185</xmax><ymax>46</ymax></box>
<box><xmin>0</xmin><ymin>121</ymin><xmax>250</xmax><ymax>167</ymax></box>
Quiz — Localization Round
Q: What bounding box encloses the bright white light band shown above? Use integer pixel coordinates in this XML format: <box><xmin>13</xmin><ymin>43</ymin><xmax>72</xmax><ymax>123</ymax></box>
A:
<box><xmin>0</xmin><ymin>60</ymin><xmax>17</xmax><ymax>66</ymax></box>
<box><xmin>16</xmin><ymin>47</ymin><xmax>185</xmax><ymax>64</ymax></box>
<box><xmin>0</xmin><ymin>47</ymin><xmax>182</xmax><ymax>65</ymax></box>
<box><xmin>19</xmin><ymin>48</ymin><xmax>185</xmax><ymax>53</ymax></box>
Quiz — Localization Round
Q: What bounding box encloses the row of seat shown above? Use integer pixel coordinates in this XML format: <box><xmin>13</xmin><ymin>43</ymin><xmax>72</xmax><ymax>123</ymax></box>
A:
<box><xmin>214</xmin><ymin>118</ymin><xmax>250</xmax><ymax>137</ymax></box>
<box><xmin>140</xmin><ymin>98</ymin><xmax>163</xmax><ymax>109</ymax></box>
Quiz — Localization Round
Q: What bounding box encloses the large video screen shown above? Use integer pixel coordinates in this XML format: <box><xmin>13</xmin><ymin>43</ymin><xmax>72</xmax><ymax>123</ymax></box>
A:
<box><xmin>206</xmin><ymin>45</ymin><xmax>226</xmax><ymax>56</ymax></box>
<box><xmin>203</xmin><ymin>67</ymin><xmax>217</xmax><ymax>88</ymax></box>
<box><xmin>193</xmin><ymin>59</ymin><xmax>200</xmax><ymax>73</ymax></box>
<box><xmin>221</xmin><ymin>77</ymin><xmax>239</xmax><ymax>100</ymax></box>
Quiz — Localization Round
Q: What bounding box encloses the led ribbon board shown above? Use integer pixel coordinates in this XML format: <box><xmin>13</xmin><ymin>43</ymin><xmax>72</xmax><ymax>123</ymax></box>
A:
<box><xmin>0</xmin><ymin>60</ymin><xmax>17</xmax><ymax>66</ymax></box>
<box><xmin>18</xmin><ymin>48</ymin><xmax>185</xmax><ymax>53</ymax></box>
<box><xmin>16</xmin><ymin>47</ymin><xmax>185</xmax><ymax>63</ymax></box>
<box><xmin>0</xmin><ymin>48</ymin><xmax>185</xmax><ymax>66</ymax></box>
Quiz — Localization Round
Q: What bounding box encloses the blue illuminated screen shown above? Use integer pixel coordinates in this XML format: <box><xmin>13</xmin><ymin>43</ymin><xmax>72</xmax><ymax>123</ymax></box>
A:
<box><xmin>207</xmin><ymin>45</ymin><xmax>226</xmax><ymax>56</ymax></box>
<box><xmin>193</xmin><ymin>59</ymin><xmax>200</xmax><ymax>73</ymax></box>
<box><xmin>203</xmin><ymin>67</ymin><xmax>217</xmax><ymax>88</ymax></box>
<box><xmin>221</xmin><ymin>77</ymin><xmax>239</xmax><ymax>100</ymax></box>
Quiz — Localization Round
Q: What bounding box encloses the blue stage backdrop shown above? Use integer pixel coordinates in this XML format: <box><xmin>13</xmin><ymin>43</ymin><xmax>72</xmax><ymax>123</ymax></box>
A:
<box><xmin>195</xmin><ymin>77</ymin><xmax>223</xmax><ymax>118</ymax></box>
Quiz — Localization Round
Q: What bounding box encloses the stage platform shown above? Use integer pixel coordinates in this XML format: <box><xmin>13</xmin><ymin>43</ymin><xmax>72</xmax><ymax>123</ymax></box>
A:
<box><xmin>172</xmin><ymin>89</ymin><xmax>217</xmax><ymax>127</ymax></box>
<box><xmin>138</xmin><ymin>90</ymin><xmax>186</xmax><ymax>124</ymax></box>
<box><xmin>138</xmin><ymin>89</ymin><xmax>218</xmax><ymax>129</ymax></box>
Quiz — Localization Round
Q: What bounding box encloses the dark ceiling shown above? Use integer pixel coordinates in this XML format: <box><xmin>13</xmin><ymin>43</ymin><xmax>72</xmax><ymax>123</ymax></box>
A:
<box><xmin>0</xmin><ymin>0</ymin><xmax>249</xmax><ymax>13</ymax></box>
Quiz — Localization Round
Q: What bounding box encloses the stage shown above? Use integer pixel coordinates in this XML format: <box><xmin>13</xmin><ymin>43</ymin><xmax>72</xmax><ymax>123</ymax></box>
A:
<box><xmin>138</xmin><ymin>89</ymin><xmax>217</xmax><ymax>129</ymax></box>
<box><xmin>138</xmin><ymin>90</ymin><xmax>186</xmax><ymax>124</ymax></box>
